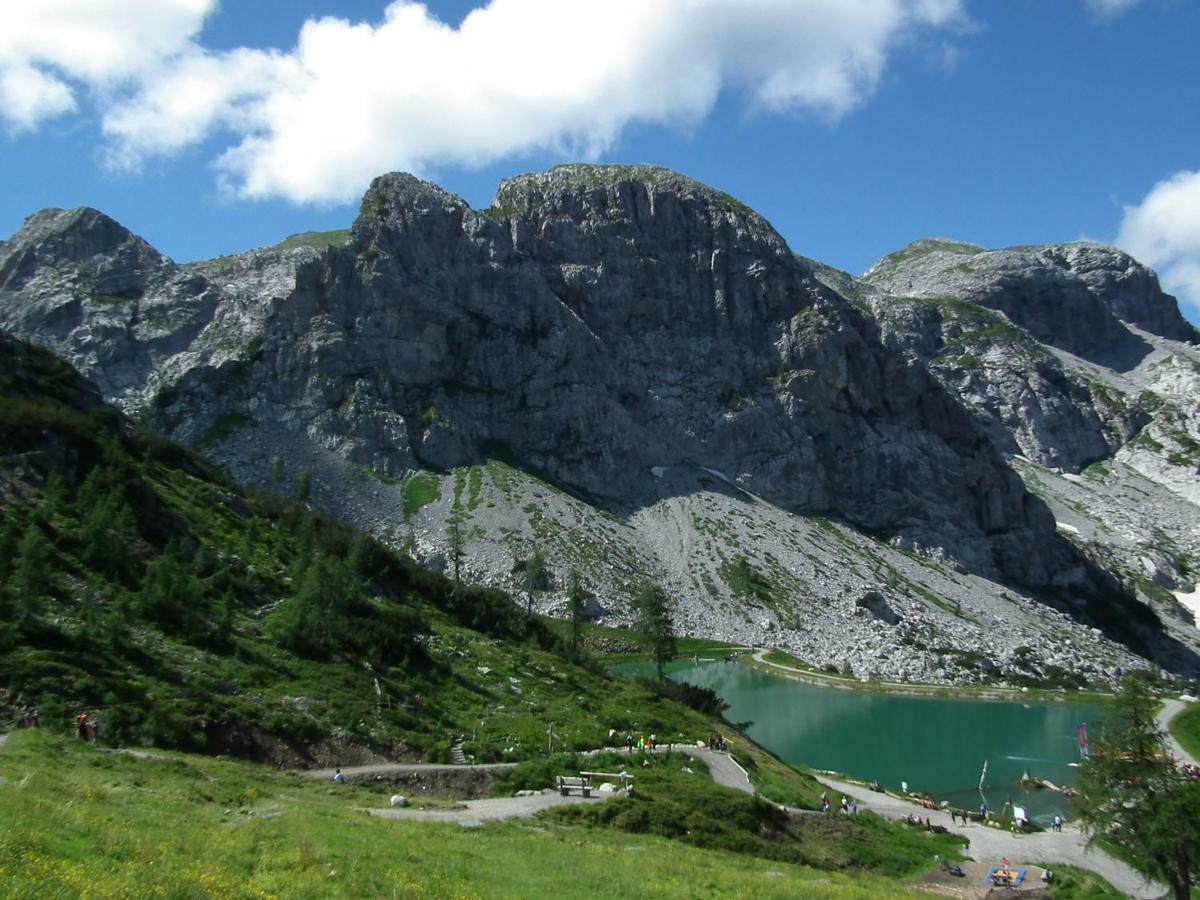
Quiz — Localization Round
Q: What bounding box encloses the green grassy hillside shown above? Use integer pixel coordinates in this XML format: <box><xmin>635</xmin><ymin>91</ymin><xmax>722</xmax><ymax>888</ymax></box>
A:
<box><xmin>1170</xmin><ymin>701</ymin><xmax>1200</xmax><ymax>761</ymax></box>
<box><xmin>0</xmin><ymin>731</ymin><xmax>955</xmax><ymax>899</ymax></box>
<box><xmin>0</xmin><ymin>332</ymin><xmax>711</xmax><ymax>763</ymax></box>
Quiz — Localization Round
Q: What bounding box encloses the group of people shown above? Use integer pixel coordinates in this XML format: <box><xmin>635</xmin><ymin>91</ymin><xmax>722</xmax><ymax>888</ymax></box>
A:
<box><xmin>623</xmin><ymin>732</ymin><xmax>658</xmax><ymax>751</ymax></box>
<box><xmin>16</xmin><ymin>709</ymin><xmax>40</xmax><ymax>728</ymax></box>
<box><xmin>820</xmin><ymin>792</ymin><xmax>857</xmax><ymax>815</ymax></box>
<box><xmin>76</xmin><ymin>712</ymin><xmax>100</xmax><ymax>742</ymax></box>
<box><xmin>707</xmin><ymin>734</ymin><xmax>727</xmax><ymax>751</ymax></box>
<box><xmin>1180</xmin><ymin>762</ymin><xmax>1200</xmax><ymax>781</ymax></box>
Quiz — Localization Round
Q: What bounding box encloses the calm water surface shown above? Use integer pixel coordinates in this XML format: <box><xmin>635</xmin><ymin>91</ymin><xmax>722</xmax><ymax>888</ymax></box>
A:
<box><xmin>614</xmin><ymin>659</ymin><xmax>1101</xmax><ymax>825</ymax></box>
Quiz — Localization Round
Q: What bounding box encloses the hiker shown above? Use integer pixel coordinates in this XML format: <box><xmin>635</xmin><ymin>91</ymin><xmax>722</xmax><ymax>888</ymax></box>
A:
<box><xmin>949</xmin><ymin>809</ymin><xmax>957</xmax><ymax>826</ymax></box>
<box><xmin>979</xmin><ymin>802</ymin><xmax>988</xmax><ymax>821</ymax></box>
<box><xmin>333</xmin><ymin>768</ymin><xmax>346</xmax><ymax>785</ymax></box>
<box><xmin>840</xmin><ymin>796</ymin><xmax>848</xmax><ymax>814</ymax></box>
<box><xmin>625</xmin><ymin>732</ymin><xmax>634</xmax><ymax>750</ymax></box>
<box><xmin>850</xmin><ymin>799</ymin><xmax>857</xmax><ymax>815</ymax></box>
<box><xmin>648</xmin><ymin>734</ymin><xmax>656</xmax><ymax>751</ymax></box>
<box><xmin>619</xmin><ymin>770</ymin><xmax>628</xmax><ymax>789</ymax></box>
<box><xmin>77</xmin><ymin>713</ymin><xmax>90</xmax><ymax>741</ymax></box>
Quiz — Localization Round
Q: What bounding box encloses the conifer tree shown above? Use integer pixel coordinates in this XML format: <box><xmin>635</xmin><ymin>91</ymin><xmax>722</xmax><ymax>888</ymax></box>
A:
<box><xmin>632</xmin><ymin>580</ymin><xmax>676</xmax><ymax>681</ymax></box>
<box><xmin>566</xmin><ymin>569</ymin><xmax>588</xmax><ymax>657</ymax></box>
<box><xmin>1075</xmin><ymin>674</ymin><xmax>1200</xmax><ymax>899</ymax></box>
<box><xmin>11</xmin><ymin>526</ymin><xmax>53</xmax><ymax>624</ymax></box>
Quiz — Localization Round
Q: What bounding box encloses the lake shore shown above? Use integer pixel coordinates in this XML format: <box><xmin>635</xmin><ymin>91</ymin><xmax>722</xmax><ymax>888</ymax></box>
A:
<box><xmin>740</xmin><ymin>648</ymin><xmax>1118</xmax><ymax>705</ymax></box>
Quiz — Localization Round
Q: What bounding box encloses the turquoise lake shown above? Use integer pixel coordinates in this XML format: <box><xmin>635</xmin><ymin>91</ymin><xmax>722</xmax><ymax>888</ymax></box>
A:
<box><xmin>613</xmin><ymin>659</ymin><xmax>1102</xmax><ymax>825</ymax></box>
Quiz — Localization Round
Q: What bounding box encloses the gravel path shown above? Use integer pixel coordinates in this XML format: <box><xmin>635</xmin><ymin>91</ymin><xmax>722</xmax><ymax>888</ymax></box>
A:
<box><xmin>1158</xmin><ymin>698</ymin><xmax>1197</xmax><ymax>766</ymax></box>
<box><xmin>591</xmin><ymin>744</ymin><xmax>754</xmax><ymax>793</ymax></box>
<box><xmin>812</xmin><ymin>774</ymin><xmax>1165</xmax><ymax>899</ymax></box>
<box><xmin>363</xmin><ymin>744</ymin><xmax>751</xmax><ymax>825</ymax></box>
<box><xmin>364</xmin><ymin>790</ymin><xmax>619</xmax><ymax>824</ymax></box>
<box><xmin>306</xmin><ymin>761</ymin><xmax>516</xmax><ymax>782</ymax></box>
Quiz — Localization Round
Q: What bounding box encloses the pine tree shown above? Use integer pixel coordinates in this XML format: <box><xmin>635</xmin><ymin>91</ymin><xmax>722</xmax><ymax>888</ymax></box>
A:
<box><xmin>295</xmin><ymin>470</ymin><xmax>313</xmax><ymax>505</ymax></box>
<box><xmin>33</xmin><ymin>475</ymin><xmax>68</xmax><ymax>525</ymax></box>
<box><xmin>523</xmin><ymin>549</ymin><xmax>549</xmax><ymax>617</ymax></box>
<box><xmin>566</xmin><ymin>568</ymin><xmax>588</xmax><ymax>656</ymax></box>
<box><xmin>11</xmin><ymin>526</ymin><xmax>53</xmax><ymax>624</ymax></box>
<box><xmin>1075</xmin><ymin>674</ymin><xmax>1200</xmax><ymax>899</ymax></box>
<box><xmin>0</xmin><ymin>513</ymin><xmax>21</xmax><ymax>582</ymax></box>
<box><xmin>347</xmin><ymin>534</ymin><xmax>371</xmax><ymax>580</ymax></box>
<box><xmin>632</xmin><ymin>580</ymin><xmax>676</xmax><ymax>681</ymax></box>
<box><xmin>447</xmin><ymin>511</ymin><xmax>464</xmax><ymax>589</ymax></box>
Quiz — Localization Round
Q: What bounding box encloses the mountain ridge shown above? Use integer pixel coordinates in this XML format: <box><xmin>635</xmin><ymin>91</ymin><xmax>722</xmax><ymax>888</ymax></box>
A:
<box><xmin>2</xmin><ymin>163</ymin><xmax>1198</xmax><ymax>685</ymax></box>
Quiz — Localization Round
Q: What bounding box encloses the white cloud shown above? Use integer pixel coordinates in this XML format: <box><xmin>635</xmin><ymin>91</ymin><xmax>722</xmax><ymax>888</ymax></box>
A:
<box><xmin>0</xmin><ymin>0</ymin><xmax>214</xmax><ymax>131</ymax></box>
<box><xmin>0</xmin><ymin>65</ymin><xmax>76</xmax><ymax>132</ymax></box>
<box><xmin>1116</xmin><ymin>170</ymin><xmax>1200</xmax><ymax>316</ymax></box>
<box><xmin>1085</xmin><ymin>0</ymin><xmax>1145</xmax><ymax>18</ymax></box>
<box><xmin>2</xmin><ymin>0</ymin><xmax>964</xmax><ymax>204</ymax></box>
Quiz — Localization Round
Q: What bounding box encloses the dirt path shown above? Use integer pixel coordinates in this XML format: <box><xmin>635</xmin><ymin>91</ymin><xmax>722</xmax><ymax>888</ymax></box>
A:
<box><xmin>812</xmin><ymin>774</ymin><xmax>1165</xmax><ymax>899</ymax></box>
<box><xmin>1158</xmin><ymin>697</ymin><xmax>1197</xmax><ymax>766</ymax></box>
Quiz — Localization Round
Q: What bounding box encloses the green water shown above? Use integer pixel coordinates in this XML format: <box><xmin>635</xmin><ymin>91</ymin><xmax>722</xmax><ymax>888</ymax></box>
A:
<box><xmin>614</xmin><ymin>659</ymin><xmax>1101</xmax><ymax>825</ymax></box>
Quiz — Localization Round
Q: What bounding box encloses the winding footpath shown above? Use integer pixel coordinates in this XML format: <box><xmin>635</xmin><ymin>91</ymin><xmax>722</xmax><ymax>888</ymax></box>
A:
<box><xmin>811</xmin><ymin>773</ymin><xmax>1163</xmax><ymax>899</ymax></box>
<box><xmin>1157</xmin><ymin>697</ymin><xmax>1198</xmax><ymax>767</ymax></box>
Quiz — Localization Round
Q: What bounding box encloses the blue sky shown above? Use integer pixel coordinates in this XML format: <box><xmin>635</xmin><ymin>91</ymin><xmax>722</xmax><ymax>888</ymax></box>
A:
<box><xmin>2</xmin><ymin>1</ymin><xmax>1199</xmax><ymax>318</ymax></box>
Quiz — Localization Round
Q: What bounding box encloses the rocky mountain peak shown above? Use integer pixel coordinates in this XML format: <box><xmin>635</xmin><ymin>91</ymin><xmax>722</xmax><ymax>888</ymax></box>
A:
<box><xmin>491</xmin><ymin>163</ymin><xmax>789</xmax><ymax>257</ymax></box>
<box><xmin>863</xmin><ymin>237</ymin><xmax>1196</xmax><ymax>367</ymax></box>
<box><xmin>0</xmin><ymin>205</ymin><xmax>170</xmax><ymax>298</ymax></box>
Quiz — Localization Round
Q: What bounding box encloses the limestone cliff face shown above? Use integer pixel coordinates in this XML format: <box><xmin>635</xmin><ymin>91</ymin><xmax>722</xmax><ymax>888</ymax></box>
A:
<box><xmin>158</xmin><ymin>167</ymin><xmax>1069</xmax><ymax>585</ymax></box>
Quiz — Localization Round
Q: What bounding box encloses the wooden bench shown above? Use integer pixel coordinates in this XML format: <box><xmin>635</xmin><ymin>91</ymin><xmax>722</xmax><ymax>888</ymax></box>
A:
<box><xmin>556</xmin><ymin>775</ymin><xmax>591</xmax><ymax>797</ymax></box>
<box><xmin>579</xmin><ymin>771</ymin><xmax>633</xmax><ymax>784</ymax></box>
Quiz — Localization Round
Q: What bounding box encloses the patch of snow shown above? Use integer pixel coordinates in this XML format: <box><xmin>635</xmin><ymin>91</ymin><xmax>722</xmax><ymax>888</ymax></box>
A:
<box><xmin>1055</xmin><ymin>522</ymin><xmax>1080</xmax><ymax>535</ymax></box>
<box><xmin>1173</xmin><ymin>587</ymin><xmax>1200</xmax><ymax>629</ymax></box>
<box><xmin>699</xmin><ymin>466</ymin><xmax>734</xmax><ymax>485</ymax></box>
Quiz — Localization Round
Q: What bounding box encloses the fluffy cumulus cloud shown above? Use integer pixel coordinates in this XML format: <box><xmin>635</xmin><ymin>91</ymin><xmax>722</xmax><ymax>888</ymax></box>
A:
<box><xmin>2</xmin><ymin>0</ymin><xmax>964</xmax><ymax>203</ymax></box>
<box><xmin>1117</xmin><ymin>170</ymin><xmax>1200</xmax><ymax>316</ymax></box>
<box><xmin>0</xmin><ymin>0</ymin><xmax>214</xmax><ymax>131</ymax></box>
